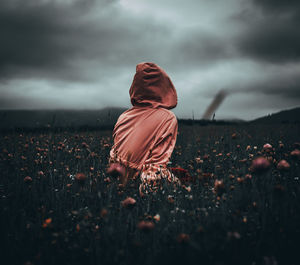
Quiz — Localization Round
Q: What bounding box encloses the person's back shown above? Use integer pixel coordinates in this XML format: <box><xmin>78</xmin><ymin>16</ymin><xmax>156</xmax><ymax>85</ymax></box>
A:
<box><xmin>109</xmin><ymin>62</ymin><xmax>178</xmax><ymax>194</ymax></box>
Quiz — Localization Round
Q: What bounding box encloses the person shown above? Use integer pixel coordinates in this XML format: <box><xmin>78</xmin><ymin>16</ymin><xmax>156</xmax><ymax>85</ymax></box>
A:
<box><xmin>109</xmin><ymin>62</ymin><xmax>179</xmax><ymax>195</ymax></box>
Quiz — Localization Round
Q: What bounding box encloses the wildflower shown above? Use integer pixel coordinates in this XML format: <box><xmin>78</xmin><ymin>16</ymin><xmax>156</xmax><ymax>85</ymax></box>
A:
<box><xmin>24</xmin><ymin>176</ymin><xmax>32</xmax><ymax>183</ymax></box>
<box><xmin>245</xmin><ymin>174</ymin><xmax>252</xmax><ymax>180</ymax></box>
<box><xmin>81</xmin><ymin>142</ymin><xmax>89</xmax><ymax>148</ymax></box>
<box><xmin>121</xmin><ymin>197</ymin><xmax>136</xmax><ymax>208</ymax></box>
<box><xmin>227</xmin><ymin>231</ymin><xmax>241</xmax><ymax>239</ymax></box>
<box><xmin>250</xmin><ymin>157</ymin><xmax>271</xmax><ymax>173</ymax></box>
<box><xmin>153</xmin><ymin>214</ymin><xmax>160</xmax><ymax>222</ymax></box>
<box><xmin>137</xmin><ymin>221</ymin><xmax>155</xmax><ymax>232</ymax></box>
<box><xmin>203</xmin><ymin>154</ymin><xmax>209</xmax><ymax>160</ymax></box>
<box><xmin>237</xmin><ymin>177</ymin><xmax>244</xmax><ymax>183</ymax></box>
<box><xmin>277</xmin><ymin>160</ymin><xmax>290</xmax><ymax>171</ymax></box>
<box><xmin>291</xmin><ymin>149</ymin><xmax>300</xmax><ymax>159</ymax></box>
<box><xmin>75</xmin><ymin>173</ymin><xmax>87</xmax><ymax>185</ymax></box>
<box><xmin>184</xmin><ymin>186</ymin><xmax>192</xmax><ymax>192</ymax></box>
<box><xmin>100</xmin><ymin>208</ymin><xmax>108</xmax><ymax>218</ymax></box>
<box><xmin>170</xmin><ymin>167</ymin><xmax>194</xmax><ymax>183</ymax></box>
<box><xmin>167</xmin><ymin>195</ymin><xmax>175</xmax><ymax>203</ymax></box>
<box><xmin>195</xmin><ymin>157</ymin><xmax>203</xmax><ymax>164</ymax></box>
<box><xmin>263</xmin><ymin>143</ymin><xmax>273</xmax><ymax>151</ymax></box>
<box><xmin>42</xmin><ymin>218</ymin><xmax>52</xmax><ymax>228</ymax></box>
<box><xmin>107</xmin><ymin>163</ymin><xmax>126</xmax><ymax>178</ymax></box>
<box><xmin>293</xmin><ymin>142</ymin><xmax>300</xmax><ymax>148</ymax></box>
<box><xmin>214</xmin><ymin>179</ymin><xmax>225</xmax><ymax>195</ymax></box>
<box><xmin>177</xmin><ymin>233</ymin><xmax>190</xmax><ymax>243</ymax></box>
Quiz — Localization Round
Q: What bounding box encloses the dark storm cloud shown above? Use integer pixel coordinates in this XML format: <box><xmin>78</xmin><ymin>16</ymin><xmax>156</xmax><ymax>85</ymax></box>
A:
<box><xmin>0</xmin><ymin>0</ymin><xmax>235</xmax><ymax>83</ymax></box>
<box><xmin>0</xmin><ymin>0</ymin><xmax>299</xmax><ymax>119</ymax></box>
<box><xmin>253</xmin><ymin>0</ymin><xmax>300</xmax><ymax>12</ymax></box>
<box><xmin>0</xmin><ymin>0</ymin><xmax>173</xmax><ymax>82</ymax></box>
<box><xmin>235</xmin><ymin>0</ymin><xmax>300</xmax><ymax>63</ymax></box>
<box><xmin>0</xmin><ymin>0</ymin><xmax>100</xmax><ymax>80</ymax></box>
<box><xmin>228</xmin><ymin>71</ymin><xmax>300</xmax><ymax>100</ymax></box>
<box><xmin>167</xmin><ymin>29</ymin><xmax>233</xmax><ymax>69</ymax></box>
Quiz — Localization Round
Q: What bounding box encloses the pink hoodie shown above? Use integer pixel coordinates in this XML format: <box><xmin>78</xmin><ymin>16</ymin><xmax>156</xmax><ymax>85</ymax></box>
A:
<box><xmin>109</xmin><ymin>62</ymin><xmax>178</xmax><ymax>187</ymax></box>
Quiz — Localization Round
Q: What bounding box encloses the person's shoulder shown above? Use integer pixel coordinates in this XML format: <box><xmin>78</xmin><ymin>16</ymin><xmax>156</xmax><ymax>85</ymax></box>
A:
<box><xmin>117</xmin><ymin>107</ymin><xmax>135</xmax><ymax>119</ymax></box>
<box><xmin>155</xmin><ymin>108</ymin><xmax>177</xmax><ymax>123</ymax></box>
<box><xmin>157</xmin><ymin>108</ymin><xmax>177</xmax><ymax>119</ymax></box>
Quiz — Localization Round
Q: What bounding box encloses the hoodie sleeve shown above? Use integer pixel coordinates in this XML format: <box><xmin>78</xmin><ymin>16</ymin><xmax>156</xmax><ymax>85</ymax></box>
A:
<box><xmin>144</xmin><ymin>113</ymin><xmax>178</xmax><ymax>166</ymax></box>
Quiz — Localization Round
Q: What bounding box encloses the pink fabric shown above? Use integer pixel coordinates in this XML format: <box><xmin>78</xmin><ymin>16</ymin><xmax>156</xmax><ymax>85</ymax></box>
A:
<box><xmin>109</xmin><ymin>62</ymin><xmax>178</xmax><ymax>181</ymax></box>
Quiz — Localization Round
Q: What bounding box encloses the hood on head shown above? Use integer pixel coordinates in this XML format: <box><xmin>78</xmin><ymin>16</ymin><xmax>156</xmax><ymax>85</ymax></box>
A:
<box><xmin>129</xmin><ymin>62</ymin><xmax>177</xmax><ymax>109</ymax></box>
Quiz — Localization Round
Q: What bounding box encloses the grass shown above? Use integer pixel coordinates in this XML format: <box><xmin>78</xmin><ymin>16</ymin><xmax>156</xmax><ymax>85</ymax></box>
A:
<box><xmin>0</xmin><ymin>123</ymin><xmax>299</xmax><ymax>265</ymax></box>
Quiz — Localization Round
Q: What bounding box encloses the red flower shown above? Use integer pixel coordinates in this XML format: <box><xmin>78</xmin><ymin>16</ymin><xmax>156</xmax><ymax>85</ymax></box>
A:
<box><xmin>263</xmin><ymin>143</ymin><xmax>273</xmax><ymax>151</ymax></box>
<box><xmin>100</xmin><ymin>208</ymin><xmax>108</xmax><ymax>218</ymax></box>
<box><xmin>81</xmin><ymin>142</ymin><xmax>89</xmax><ymax>148</ymax></box>
<box><xmin>291</xmin><ymin>149</ymin><xmax>300</xmax><ymax>159</ymax></box>
<box><xmin>42</xmin><ymin>218</ymin><xmax>52</xmax><ymax>228</ymax></box>
<box><xmin>277</xmin><ymin>160</ymin><xmax>290</xmax><ymax>171</ymax></box>
<box><xmin>121</xmin><ymin>197</ymin><xmax>136</xmax><ymax>208</ymax></box>
<box><xmin>107</xmin><ymin>163</ymin><xmax>126</xmax><ymax>178</ymax></box>
<box><xmin>214</xmin><ymin>179</ymin><xmax>225</xmax><ymax>195</ymax></box>
<box><xmin>170</xmin><ymin>167</ymin><xmax>194</xmax><ymax>183</ymax></box>
<box><xmin>250</xmin><ymin>157</ymin><xmax>271</xmax><ymax>173</ymax></box>
<box><xmin>75</xmin><ymin>173</ymin><xmax>87</xmax><ymax>185</ymax></box>
<box><xmin>24</xmin><ymin>176</ymin><xmax>32</xmax><ymax>183</ymax></box>
<box><xmin>176</xmin><ymin>233</ymin><xmax>190</xmax><ymax>243</ymax></box>
<box><xmin>137</xmin><ymin>221</ymin><xmax>155</xmax><ymax>232</ymax></box>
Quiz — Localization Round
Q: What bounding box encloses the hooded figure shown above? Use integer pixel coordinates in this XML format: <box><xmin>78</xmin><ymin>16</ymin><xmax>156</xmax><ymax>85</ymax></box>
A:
<box><xmin>109</xmin><ymin>62</ymin><xmax>179</xmax><ymax>194</ymax></box>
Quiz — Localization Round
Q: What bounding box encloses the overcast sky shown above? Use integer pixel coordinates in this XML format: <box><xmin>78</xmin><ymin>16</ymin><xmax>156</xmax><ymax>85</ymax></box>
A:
<box><xmin>0</xmin><ymin>0</ymin><xmax>299</xmax><ymax>120</ymax></box>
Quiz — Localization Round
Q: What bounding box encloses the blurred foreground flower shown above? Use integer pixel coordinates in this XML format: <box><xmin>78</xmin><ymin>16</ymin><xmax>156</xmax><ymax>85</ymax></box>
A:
<box><xmin>24</xmin><ymin>176</ymin><xmax>32</xmax><ymax>183</ymax></box>
<box><xmin>170</xmin><ymin>167</ymin><xmax>194</xmax><ymax>183</ymax></box>
<box><xmin>107</xmin><ymin>163</ymin><xmax>126</xmax><ymax>178</ymax></box>
<box><xmin>277</xmin><ymin>160</ymin><xmax>290</xmax><ymax>171</ymax></box>
<box><xmin>42</xmin><ymin>218</ymin><xmax>52</xmax><ymax>228</ymax></box>
<box><xmin>121</xmin><ymin>197</ymin><xmax>136</xmax><ymax>208</ymax></box>
<box><xmin>214</xmin><ymin>179</ymin><xmax>225</xmax><ymax>195</ymax></box>
<box><xmin>100</xmin><ymin>208</ymin><xmax>108</xmax><ymax>218</ymax></box>
<box><xmin>227</xmin><ymin>231</ymin><xmax>241</xmax><ymax>240</ymax></box>
<box><xmin>231</xmin><ymin>133</ymin><xmax>237</xmax><ymax>139</ymax></box>
<box><xmin>153</xmin><ymin>214</ymin><xmax>160</xmax><ymax>222</ymax></box>
<box><xmin>291</xmin><ymin>149</ymin><xmax>300</xmax><ymax>159</ymax></box>
<box><xmin>263</xmin><ymin>143</ymin><xmax>273</xmax><ymax>152</ymax></box>
<box><xmin>177</xmin><ymin>233</ymin><xmax>190</xmax><ymax>243</ymax></box>
<box><xmin>75</xmin><ymin>173</ymin><xmax>87</xmax><ymax>185</ymax></box>
<box><xmin>250</xmin><ymin>157</ymin><xmax>271</xmax><ymax>173</ymax></box>
<box><xmin>137</xmin><ymin>221</ymin><xmax>155</xmax><ymax>232</ymax></box>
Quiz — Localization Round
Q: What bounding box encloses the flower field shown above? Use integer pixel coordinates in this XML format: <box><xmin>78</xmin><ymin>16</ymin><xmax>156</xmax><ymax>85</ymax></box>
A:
<box><xmin>1</xmin><ymin>123</ymin><xmax>300</xmax><ymax>265</ymax></box>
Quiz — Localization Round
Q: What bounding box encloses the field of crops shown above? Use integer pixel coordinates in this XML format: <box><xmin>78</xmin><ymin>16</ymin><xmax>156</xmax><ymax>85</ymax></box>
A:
<box><xmin>1</xmin><ymin>123</ymin><xmax>300</xmax><ymax>265</ymax></box>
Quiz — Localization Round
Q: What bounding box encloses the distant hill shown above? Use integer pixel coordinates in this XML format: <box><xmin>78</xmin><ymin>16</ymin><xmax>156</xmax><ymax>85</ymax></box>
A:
<box><xmin>250</xmin><ymin>107</ymin><xmax>300</xmax><ymax>124</ymax></box>
<box><xmin>0</xmin><ymin>107</ymin><xmax>127</xmax><ymax>131</ymax></box>
<box><xmin>1</xmin><ymin>106</ymin><xmax>299</xmax><ymax>131</ymax></box>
